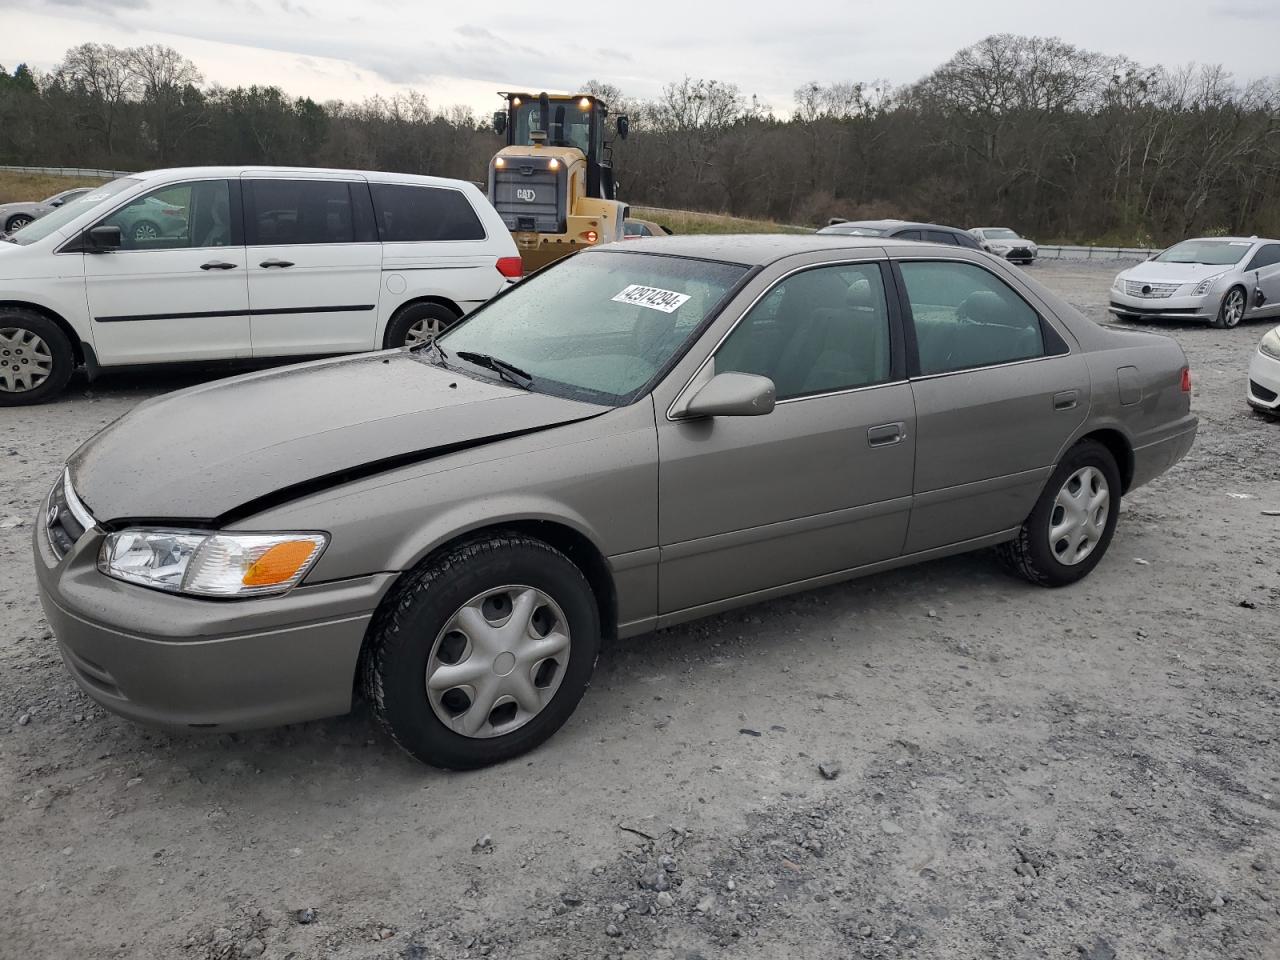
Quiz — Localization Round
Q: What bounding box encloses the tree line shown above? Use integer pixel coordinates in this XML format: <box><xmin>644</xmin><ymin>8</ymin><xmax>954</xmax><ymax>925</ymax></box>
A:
<box><xmin>1</xmin><ymin>35</ymin><xmax>1277</xmax><ymax>244</ymax></box>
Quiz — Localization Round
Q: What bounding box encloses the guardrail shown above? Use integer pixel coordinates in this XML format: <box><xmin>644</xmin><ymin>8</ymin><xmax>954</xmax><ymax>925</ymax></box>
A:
<box><xmin>0</xmin><ymin>164</ymin><xmax>134</xmax><ymax>178</ymax></box>
<box><xmin>1036</xmin><ymin>244</ymin><xmax>1155</xmax><ymax>261</ymax></box>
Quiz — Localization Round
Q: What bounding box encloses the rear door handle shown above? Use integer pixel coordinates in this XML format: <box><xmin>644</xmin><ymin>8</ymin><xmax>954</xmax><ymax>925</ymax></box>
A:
<box><xmin>200</xmin><ymin>260</ymin><xmax>237</xmax><ymax>270</ymax></box>
<box><xmin>867</xmin><ymin>422</ymin><xmax>906</xmax><ymax>447</ymax></box>
<box><xmin>1053</xmin><ymin>390</ymin><xmax>1079</xmax><ymax>411</ymax></box>
<box><xmin>259</xmin><ymin>258</ymin><xmax>295</xmax><ymax>268</ymax></box>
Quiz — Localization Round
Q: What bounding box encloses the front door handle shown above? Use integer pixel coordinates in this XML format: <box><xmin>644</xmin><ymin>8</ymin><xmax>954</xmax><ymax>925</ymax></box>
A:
<box><xmin>867</xmin><ymin>422</ymin><xmax>906</xmax><ymax>447</ymax></box>
<box><xmin>1053</xmin><ymin>390</ymin><xmax>1079</xmax><ymax>411</ymax></box>
<box><xmin>200</xmin><ymin>260</ymin><xmax>237</xmax><ymax>270</ymax></box>
<box><xmin>259</xmin><ymin>258</ymin><xmax>295</xmax><ymax>268</ymax></box>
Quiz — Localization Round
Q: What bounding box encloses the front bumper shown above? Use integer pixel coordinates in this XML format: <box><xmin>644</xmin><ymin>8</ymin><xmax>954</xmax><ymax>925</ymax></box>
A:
<box><xmin>1108</xmin><ymin>289</ymin><xmax>1215</xmax><ymax>321</ymax></box>
<box><xmin>34</xmin><ymin>491</ymin><xmax>394</xmax><ymax>731</ymax></box>
<box><xmin>1248</xmin><ymin>348</ymin><xmax>1280</xmax><ymax>412</ymax></box>
<box><xmin>994</xmin><ymin>247</ymin><xmax>1037</xmax><ymax>261</ymax></box>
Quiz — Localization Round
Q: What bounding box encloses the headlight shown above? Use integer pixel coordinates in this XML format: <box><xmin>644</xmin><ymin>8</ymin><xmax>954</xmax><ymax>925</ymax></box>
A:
<box><xmin>98</xmin><ymin>529</ymin><xmax>328</xmax><ymax>598</ymax></box>
<box><xmin>1193</xmin><ymin>272</ymin><xmax>1226</xmax><ymax>296</ymax></box>
<box><xmin>1112</xmin><ymin>274</ymin><xmax>1124</xmax><ymax>291</ymax></box>
<box><xmin>991</xmin><ymin>244</ymin><xmax>1011</xmax><ymax>253</ymax></box>
<box><xmin>1261</xmin><ymin>327</ymin><xmax>1280</xmax><ymax>361</ymax></box>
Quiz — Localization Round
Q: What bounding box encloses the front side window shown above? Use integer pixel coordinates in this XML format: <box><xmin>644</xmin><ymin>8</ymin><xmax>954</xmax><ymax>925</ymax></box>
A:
<box><xmin>440</xmin><ymin>250</ymin><xmax>747</xmax><ymax>405</ymax></box>
<box><xmin>1155</xmin><ymin>239</ymin><xmax>1252</xmax><ymax>266</ymax></box>
<box><xmin>901</xmin><ymin>260</ymin><xmax>1045</xmax><ymax>375</ymax></box>
<box><xmin>715</xmin><ymin>263</ymin><xmax>892</xmax><ymax>400</ymax></box>
<box><xmin>95</xmin><ymin>180</ymin><xmax>231</xmax><ymax>250</ymax></box>
<box><xmin>369</xmin><ymin>183</ymin><xmax>485</xmax><ymax>242</ymax></box>
<box><xmin>1246</xmin><ymin>244</ymin><xmax>1280</xmax><ymax>272</ymax></box>
<box><xmin>245</xmin><ymin>179</ymin><xmax>357</xmax><ymax>246</ymax></box>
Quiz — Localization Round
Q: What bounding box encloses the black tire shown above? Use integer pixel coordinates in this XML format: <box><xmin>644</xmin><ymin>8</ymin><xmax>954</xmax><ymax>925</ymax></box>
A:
<box><xmin>383</xmin><ymin>301</ymin><xmax>460</xmax><ymax>349</ymax></box>
<box><xmin>0</xmin><ymin>308</ymin><xmax>74</xmax><ymax>406</ymax></box>
<box><xmin>997</xmin><ymin>439</ymin><xmax>1123</xmax><ymax>588</ymax></box>
<box><xmin>1213</xmin><ymin>285</ymin><xmax>1246</xmax><ymax>329</ymax></box>
<box><xmin>361</xmin><ymin>533</ymin><xmax>601</xmax><ymax>769</ymax></box>
<box><xmin>5</xmin><ymin>214</ymin><xmax>34</xmax><ymax>233</ymax></box>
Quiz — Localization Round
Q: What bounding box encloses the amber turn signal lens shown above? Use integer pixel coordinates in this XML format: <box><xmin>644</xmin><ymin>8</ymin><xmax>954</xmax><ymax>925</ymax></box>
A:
<box><xmin>242</xmin><ymin>540</ymin><xmax>320</xmax><ymax>587</ymax></box>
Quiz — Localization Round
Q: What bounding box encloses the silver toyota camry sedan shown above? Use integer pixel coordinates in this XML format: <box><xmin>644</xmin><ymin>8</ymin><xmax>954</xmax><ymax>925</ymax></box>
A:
<box><xmin>35</xmin><ymin>235</ymin><xmax>1198</xmax><ymax>769</ymax></box>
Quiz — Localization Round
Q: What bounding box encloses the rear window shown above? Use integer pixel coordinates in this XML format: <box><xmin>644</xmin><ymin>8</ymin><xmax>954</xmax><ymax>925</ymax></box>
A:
<box><xmin>369</xmin><ymin>183</ymin><xmax>486</xmax><ymax>242</ymax></box>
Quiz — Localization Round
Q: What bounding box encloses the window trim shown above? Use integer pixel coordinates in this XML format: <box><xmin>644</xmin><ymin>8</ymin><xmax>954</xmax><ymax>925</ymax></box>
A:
<box><xmin>241</xmin><ymin>177</ymin><xmax>381</xmax><ymax>247</ymax></box>
<box><xmin>666</xmin><ymin>256</ymin><xmax>905</xmax><ymax>420</ymax></box>
<box><xmin>57</xmin><ymin>178</ymin><xmax>242</xmax><ymax>254</ymax></box>
<box><xmin>369</xmin><ymin>181</ymin><xmax>490</xmax><ymax>243</ymax></box>
<box><xmin>890</xmin><ymin>256</ymin><xmax>1071</xmax><ymax>380</ymax></box>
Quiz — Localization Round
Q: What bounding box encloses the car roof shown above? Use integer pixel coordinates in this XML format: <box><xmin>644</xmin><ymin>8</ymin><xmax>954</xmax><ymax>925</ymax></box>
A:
<box><xmin>598</xmin><ymin>233</ymin><xmax>950</xmax><ymax>266</ymax></box>
<box><xmin>826</xmin><ymin>219</ymin><xmax>967</xmax><ymax>233</ymax></box>
<box><xmin>1178</xmin><ymin>236</ymin><xmax>1277</xmax><ymax>244</ymax></box>
<box><xmin>972</xmin><ymin>226</ymin><xmax>1017</xmax><ymax>232</ymax></box>
<box><xmin>126</xmin><ymin>165</ymin><xmax>480</xmax><ymax>190</ymax></box>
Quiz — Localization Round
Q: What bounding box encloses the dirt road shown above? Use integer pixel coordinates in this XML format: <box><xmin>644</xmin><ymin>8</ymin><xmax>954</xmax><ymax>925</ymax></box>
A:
<box><xmin>1</xmin><ymin>261</ymin><xmax>1277</xmax><ymax>960</ymax></box>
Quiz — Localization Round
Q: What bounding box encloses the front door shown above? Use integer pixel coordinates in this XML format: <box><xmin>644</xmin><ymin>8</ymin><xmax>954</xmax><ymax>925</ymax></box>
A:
<box><xmin>656</xmin><ymin>260</ymin><xmax>916</xmax><ymax>616</ymax></box>
<box><xmin>1245</xmin><ymin>243</ymin><xmax>1280</xmax><ymax>318</ymax></box>
<box><xmin>895</xmin><ymin>257</ymin><xmax>1089</xmax><ymax>553</ymax></box>
<box><xmin>242</xmin><ymin>176</ymin><xmax>383</xmax><ymax>357</ymax></box>
<box><xmin>84</xmin><ymin>179</ymin><xmax>250</xmax><ymax>365</ymax></box>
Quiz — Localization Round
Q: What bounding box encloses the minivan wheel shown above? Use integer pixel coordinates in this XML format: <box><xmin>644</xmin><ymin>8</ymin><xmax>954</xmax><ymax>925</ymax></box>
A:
<box><xmin>998</xmin><ymin>439</ymin><xmax>1122</xmax><ymax>587</ymax></box>
<box><xmin>1214</xmin><ymin>286</ymin><xmax>1246</xmax><ymax>329</ymax></box>
<box><xmin>384</xmin><ymin>302</ymin><xmax>461</xmax><ymax>350</ymax></box>
<box><xmin>361</xmin><ymin>533</ymin><xmax>601</xmax><ymax>769</ymax></box>
<box><xmin>0</xmin><ymin>309</ymin><xmax>74</xmax><ymax>406</ymax></box>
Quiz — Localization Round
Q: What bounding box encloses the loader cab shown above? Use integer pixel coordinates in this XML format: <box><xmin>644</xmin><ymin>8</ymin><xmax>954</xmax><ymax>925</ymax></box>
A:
<box><xmin>494</xmin><ymin>92</ymin><xmax>625</xmax><ymax>201</ymax></box>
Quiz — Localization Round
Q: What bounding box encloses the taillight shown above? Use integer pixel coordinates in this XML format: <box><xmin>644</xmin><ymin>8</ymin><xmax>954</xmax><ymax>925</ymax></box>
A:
<box><xmin>496</xmin><ymin>256</ymin><xmax>523</xmax><ymax>279</ymax></box>
<box><xmin>1180</xmin><ymin>366</ymin><xmax>1192</xmax><ymax>393</ymax></box>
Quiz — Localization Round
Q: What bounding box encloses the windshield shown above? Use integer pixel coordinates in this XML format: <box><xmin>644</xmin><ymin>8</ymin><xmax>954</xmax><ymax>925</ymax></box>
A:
<box><xmin>6</xmin><ymin>178</ymin><xmax>139</xmax><ymax>246</ymax></box>
<box><xmin>439</xmin><ymin>250</ymin><xmax>749</xmax><ymax>405</ymax></box>
<box><xmin>983</xmin><ymin>228</ymin><xmax>1019</xmax><ymax>240</ymax></box>
<box><xmin>1155</xmin><ymin>239</ymin><xmax>1252</xmax><ymax>266</ymax></box>
<box><xmin>512</xmin><ymin>100</ymin><xmax>593</xmax><ymax>154</ymax></box>
<box><xmin>817</xmin><ymin>225</ymin><xmax>885</xmax><ymax>237</ymax></box>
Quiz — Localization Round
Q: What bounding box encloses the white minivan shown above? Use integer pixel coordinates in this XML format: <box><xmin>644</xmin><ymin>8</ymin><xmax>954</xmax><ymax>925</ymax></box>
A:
<box><xmin>0</xmin><ymin>166</ymin><xmax>522</xmax><ymax>404</ymax></box>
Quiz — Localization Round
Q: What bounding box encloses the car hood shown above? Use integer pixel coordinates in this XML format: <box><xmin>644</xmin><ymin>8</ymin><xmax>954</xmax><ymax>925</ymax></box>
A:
<box><xmin>69</xmin><ymin>352</ymin><xmax>607</xmax><ymax>524</ymax></box>
<box><xmin>1121</xmin><ymin>260</ymin><xmax>1236</xmax><ymax>283</ymax></box>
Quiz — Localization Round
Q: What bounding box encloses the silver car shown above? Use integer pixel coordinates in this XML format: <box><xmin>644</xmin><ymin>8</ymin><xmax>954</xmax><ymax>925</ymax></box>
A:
<box><xmin>1110</xmin><ymin>236</ymin><xmax>1280</xmax><ymax>328</ymax></box>
<box><xmin>34</xmin><ymin>236</ymin><xmax>1198</xmax><ymax>769</ymax></box>
<box><xmin>0</xmin><ymin>187</ymin><xmax>92</xmax><ymax>235</ymax></box>
<box><xmin>970</xmin><ymin>227</ymin><xmax>1038</xmax><ymax>264</ymax></box>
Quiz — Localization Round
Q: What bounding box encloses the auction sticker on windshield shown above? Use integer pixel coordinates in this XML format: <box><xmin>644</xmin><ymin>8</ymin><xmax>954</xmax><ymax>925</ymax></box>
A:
<box><xmin>612</xmin><ymin>285</ymin><xmax>691</xmax><ymax>313</ymax></box>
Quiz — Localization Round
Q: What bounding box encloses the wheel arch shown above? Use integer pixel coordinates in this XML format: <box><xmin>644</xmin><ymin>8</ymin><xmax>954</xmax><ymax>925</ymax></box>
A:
<box><xmin>0</xmin><ymin>299</ymin><xmax>86</xmax><ymax>366</ymax></box>
<box><xmin>1076</xmin><ymin>427</ymin><xmax>1134</xmax><ymax>493</ymax></box>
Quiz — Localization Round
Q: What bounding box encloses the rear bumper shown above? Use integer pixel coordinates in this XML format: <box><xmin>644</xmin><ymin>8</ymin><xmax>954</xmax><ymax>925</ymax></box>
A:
<box><xmin>1248</xmin><ymin>348</ymin><xmax>1280</xmax><ymax>412</ymax></box>
<box><xmin>33</xmin><ymin>498</ymin><xmax>393</xmax><ymax>731</ymax></box>
<box><xmin>1130</xmin><ymin>414</ymin><xmax>1198</xmax><ymax>490</ymax></box>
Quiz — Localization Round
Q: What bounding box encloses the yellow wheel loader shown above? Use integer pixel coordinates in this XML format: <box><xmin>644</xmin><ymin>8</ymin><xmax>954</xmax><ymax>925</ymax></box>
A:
<box><xmin>488</xmin><ymin>92</ymin><xmax>630</xmax><ymax>273</ymax></box>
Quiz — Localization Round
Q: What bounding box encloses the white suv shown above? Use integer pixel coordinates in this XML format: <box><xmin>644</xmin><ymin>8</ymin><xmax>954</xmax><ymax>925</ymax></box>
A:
<box><xmin>0</xmin><ymin>166</ymin><xmax>521</xmax><ymax>404</ymax></box>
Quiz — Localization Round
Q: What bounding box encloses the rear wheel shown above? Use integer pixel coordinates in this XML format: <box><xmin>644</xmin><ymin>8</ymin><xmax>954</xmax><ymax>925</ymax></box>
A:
<box><xmin>5</xmin><ymin>213</ymin><xmax>34</xmax><ymax>233</ymax></box>
<box><xmin>131</xmin><ymin>220</ymin><xmax>160</xmax><ymax>243</ymax></box>
<box><xmin>383</xmin><ymin>301</ymin><xmax>461</xmax><ymax>349</ymax></box>
<box><xmin>0</xmin><ymin>308</ymin><xmax>74</xmax><ymax>406</ymax></box>
<box><xmin>998</xmin><ymin>440</ymin><xmax>1122</xmax><ymax>587</ymax></box>
<box><xmin>361</xmin><ymin>533</ymin><xmax>601</xmax><ymax>769</ymax></box>
<box><xmin>1213</xmin><ymin>286</ymin><xmax>1246</xmax><ymax>329</ymax></box>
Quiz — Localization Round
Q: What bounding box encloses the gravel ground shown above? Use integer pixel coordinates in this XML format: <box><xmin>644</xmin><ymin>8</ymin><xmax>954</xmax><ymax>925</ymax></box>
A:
<box><xmin>1</xmin><ymin>260</ymin><xmax>1277</xmax><ymax>960</ymax></box>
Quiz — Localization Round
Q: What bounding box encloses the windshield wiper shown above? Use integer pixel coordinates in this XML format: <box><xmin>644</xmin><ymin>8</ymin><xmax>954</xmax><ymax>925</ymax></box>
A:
<box><xmin>455</xmin><ymin>351</ymin><xmax>534</xmax><ymax>390</ymax></box>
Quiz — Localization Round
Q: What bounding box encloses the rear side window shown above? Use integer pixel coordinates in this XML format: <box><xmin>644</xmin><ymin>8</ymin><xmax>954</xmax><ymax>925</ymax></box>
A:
<box><xmin>925</xmin><ymin>230</ymin><xmax>959</xmax><ymax>246</ymax></box>
<box><xmin>369</xmin><ymin>183</ymin><xmax>486</xmax><ymax>242</ymax></box>
<box><xmin>900</xmin><ymin>260</ymin><xmax>1046</xmax><ymax>375</ymax></box>
<box><xmin>244</xmin><ymin>180</ymin><xmax>360</xmax><ymax>246</ymax></box>
<box><xmin>895</xmin><ymin>229</ymin><xmax>923</xmax><ymax>241</ymax></box>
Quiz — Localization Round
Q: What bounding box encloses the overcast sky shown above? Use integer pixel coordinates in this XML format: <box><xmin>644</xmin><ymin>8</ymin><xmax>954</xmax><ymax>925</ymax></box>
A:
<box><xmin>5</xmin><ymin>0</ymin><xmax>1278</xmax><ymax>114</ymax></box>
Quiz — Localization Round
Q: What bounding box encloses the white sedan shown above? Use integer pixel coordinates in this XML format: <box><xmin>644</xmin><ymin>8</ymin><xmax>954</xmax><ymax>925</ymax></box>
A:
<box><xmin>1248</xmin><ymin>325</ymin><xmax>1280</xmax><ymax>415</ymax></box>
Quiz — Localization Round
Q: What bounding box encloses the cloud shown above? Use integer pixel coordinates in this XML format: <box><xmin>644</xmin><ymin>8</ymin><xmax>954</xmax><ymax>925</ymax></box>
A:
<box><xmin>45</xmin><ymin>0</ymin><xmax>149</xmax><ymax>9</ymax></box>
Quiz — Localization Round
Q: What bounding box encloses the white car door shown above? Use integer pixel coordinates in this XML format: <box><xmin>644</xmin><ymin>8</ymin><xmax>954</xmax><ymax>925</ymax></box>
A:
<box><xmin>242</xmin><ymin>175</ymin><xmax>383</xmax><ymax>357</ymax></box>
<box><xmin>83</xmin><ymin>179</ymin><xmax>250</xmax><ymax>365</ymax></box>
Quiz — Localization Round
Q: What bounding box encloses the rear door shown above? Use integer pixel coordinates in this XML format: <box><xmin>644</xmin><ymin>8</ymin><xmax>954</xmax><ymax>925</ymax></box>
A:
<box><xmin>242</xmin><ymin>175</ymin><xmax>383</xmax><ymax>357</ymax></box>
<box><xmin>895</xmin><ymin>256</ymin><xmax>1089</xmax><ymax>553</ymax></box>
<box><xmin>83</xmin><ymin>178</ymin><xmax>250</xmax><ymax>364</ymax></box>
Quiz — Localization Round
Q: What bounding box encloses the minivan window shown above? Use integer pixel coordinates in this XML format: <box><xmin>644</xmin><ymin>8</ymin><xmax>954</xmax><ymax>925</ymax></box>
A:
<box><xmin>440</xmin><ymin>250</ymin><xmax>748</xmax><ymax>406</ymax></box>
<box><xmin>245</xmin><ymin>179</ymin><xmax>359</xmax><ymax>246</ymax></box>
<box><xmin>369</xmin><ymin>183</ymin><xmax>485</xmax><ymax>242</ymax></box>
<box><xmin>7</xmin><ymin>177</ymin><xmax>139</xmax><ymax>246</ymax></box>
<box><xmin>95</xmin><ymin>180</ymin><xmax>232</xmax><ymax>250</ymax></box>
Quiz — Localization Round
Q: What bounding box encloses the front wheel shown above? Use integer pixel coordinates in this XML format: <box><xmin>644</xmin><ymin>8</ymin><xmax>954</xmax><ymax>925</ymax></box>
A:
<box><xmin>0</xmin><ymin>309</ymin><xmax>74</xmax><ymax>405</ymax></box>
<box><xmin>998</xmin><ymin>439</ymin><xmax>1122</xmax><ymax>587</ymax></box>
<box><xmin>361</xmin><ymin>533</ymin><xmax>601</xmax><ymax>769</ymax></box>
<box><xmin>5</xmin><ymin>214</ymin><xmax>34</xmax><ymax>233</ymax></box>
<box><xmin>1213</xmin><ymin>286</ymin><xmax>1246</xmax><ymax>329</ymax></box>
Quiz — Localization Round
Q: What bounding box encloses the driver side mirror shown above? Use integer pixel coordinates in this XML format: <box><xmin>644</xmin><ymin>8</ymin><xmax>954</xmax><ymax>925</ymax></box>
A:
<box><xmin>85</xmin><ymin>225</ymin><xmax>122</xmax><ymax>252</ymax></box>
<box><xmin>682</xmin><ymin>372</ymin><xmax>776</xmax><ymax>418</ymax></box>
<box><xmin>493</xmin><ymin>111</ymin><xmax>507</xmax><ymax>135</ymax></box>
<box><xmin>616</xmin><ymin>115</ymin><xmax>630</xmax><ymax>140</ymax></box>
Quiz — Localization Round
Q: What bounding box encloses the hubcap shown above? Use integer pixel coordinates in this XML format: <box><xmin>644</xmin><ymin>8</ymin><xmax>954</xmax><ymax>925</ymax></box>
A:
<box><xmin>134</xmin><ymin>222</ymin><xmax>157</xmax><ymax>240</ymax></box>
<box><xmin>425</xmin><ymin>585</ymin><xmax>571</xmax><ymax>738</ymax></box>
<box><xmin>404</xmin><ymin>316</ymin><xmax>444</xmax><ymax>348</ymax></box>
<box><xmin>9</xmin><ymin>216</ymin><xmax>32</xmax><ymax>231</ymax></box>
<box><xmin>1224</xmin><ymin>290</ymin><xmax>1244</xmax><ymax>327</ymax></box>
<box><xmin>1048</xmin><ymin>466</ymin><xmax>1110</xmax><ymax>566</ymax></box>
<box><xmin>0</xmin><ymin>326</ymin><xmax>53</xmax><ymax>393</ymax></box>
